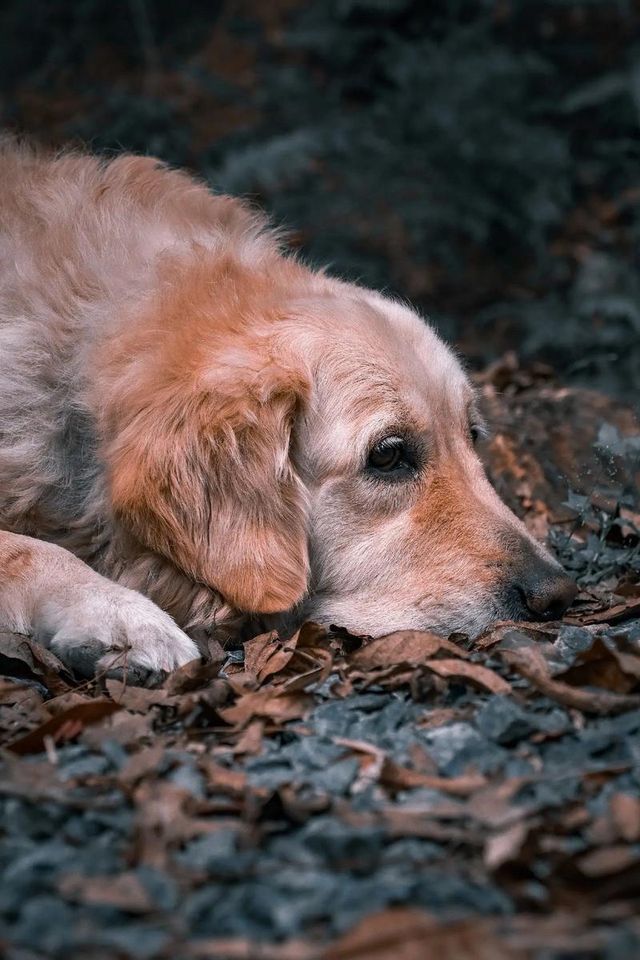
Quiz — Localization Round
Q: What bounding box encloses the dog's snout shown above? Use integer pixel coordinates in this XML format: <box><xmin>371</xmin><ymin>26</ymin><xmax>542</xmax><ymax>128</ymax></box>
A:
<box><xmin>519</xmin><ymin>571</ymin><xmax>577</xmax><ymax>620</ymax></box>
<box><xmin>505</xmin><ymin>555</ymin><xmax>577</xmax><ymax>622</ymax></box>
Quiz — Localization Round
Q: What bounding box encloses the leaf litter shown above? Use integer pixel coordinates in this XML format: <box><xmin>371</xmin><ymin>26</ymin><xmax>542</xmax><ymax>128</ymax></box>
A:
<box><xmin>1</xmin><ymin>367</ymin><xmax>640</xmax><ymax>959</ymax></box>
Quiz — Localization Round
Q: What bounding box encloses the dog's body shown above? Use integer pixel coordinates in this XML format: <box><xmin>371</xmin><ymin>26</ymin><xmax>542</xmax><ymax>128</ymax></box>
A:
<box><xmin>0</xmin><ymin>142</ymin><xmax>575</xmax><ymax>673</ymax></box>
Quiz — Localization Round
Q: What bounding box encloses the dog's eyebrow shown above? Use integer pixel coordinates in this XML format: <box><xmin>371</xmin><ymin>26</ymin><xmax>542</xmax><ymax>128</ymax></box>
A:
<box><xmin>466</xmin><ymin>394</ymin><xmax>490</xmax><ymax>437</ymax></box>
<box><xmin>466</xmin><ymin>392</ymin><xmax>480</xmax><ymax>418</ymax></box>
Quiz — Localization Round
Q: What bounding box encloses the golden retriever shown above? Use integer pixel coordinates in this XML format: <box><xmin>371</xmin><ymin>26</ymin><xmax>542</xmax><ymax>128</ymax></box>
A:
<box><xmin>0</xmin><ymin>141</ymin><xmax>576</xmax><ymax>675</ymax></box>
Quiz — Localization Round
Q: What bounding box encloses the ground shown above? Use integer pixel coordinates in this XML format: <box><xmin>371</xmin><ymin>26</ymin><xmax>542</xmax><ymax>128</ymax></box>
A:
<box><xmin>1</xmin><ymin>361</ymin><xmax>639</xmax><ymax>960</ymax></box>
<box><xmin>1</xmin><ymin>2</ymin><xmax>640</xmax><ymax>956</ymax></box>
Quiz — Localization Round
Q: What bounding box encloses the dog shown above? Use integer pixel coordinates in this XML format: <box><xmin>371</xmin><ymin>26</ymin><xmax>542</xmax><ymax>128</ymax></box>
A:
<box><xmin>0</xmin><ymin>141</ymin><xmax>576</xmax><ymax>676</ymax></box>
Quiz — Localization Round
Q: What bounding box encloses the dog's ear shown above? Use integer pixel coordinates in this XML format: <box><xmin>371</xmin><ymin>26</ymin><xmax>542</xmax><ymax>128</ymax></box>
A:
<box><xmin>107</xmin><ymin>364</ymin><xmax>309</xmax><ymax>614</ymax></box>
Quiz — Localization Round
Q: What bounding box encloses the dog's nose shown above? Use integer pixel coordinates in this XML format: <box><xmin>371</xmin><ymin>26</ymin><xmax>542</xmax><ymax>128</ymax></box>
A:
<box><xmin>512</xmin><ymin>563</ymin><xmax>578</xmax><ymax>621</ymax></box>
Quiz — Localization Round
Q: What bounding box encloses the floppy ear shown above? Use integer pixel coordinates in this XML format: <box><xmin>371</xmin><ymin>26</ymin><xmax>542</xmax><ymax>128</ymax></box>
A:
<box><xmin>107</xmin><ymin>367</ymin><xmax>309</xmax><ymax>614</ymax></box>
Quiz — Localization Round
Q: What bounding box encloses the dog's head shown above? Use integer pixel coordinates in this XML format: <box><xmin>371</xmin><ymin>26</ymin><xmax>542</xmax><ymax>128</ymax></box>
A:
<box><xmin>103</xmin><ymin>258</ymin><xmax>575</xmax><ymax>637</ymax></box>
<box><xmin>286</xmin><ymin>287</ymin><xmax>576</xmax><ymax>636</ymax></box>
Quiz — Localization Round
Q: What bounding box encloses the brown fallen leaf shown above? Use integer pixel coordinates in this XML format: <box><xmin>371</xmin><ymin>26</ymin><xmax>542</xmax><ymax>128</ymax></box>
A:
<box><xmin>576</xmin><ymin>844</ymin><xmax>640</xmax><ymax>877</ymax></box>
<box><xmin>106</xmin><ymin>678</ymin><xmax>170</xmax><ymax>711</ymax></box>
<box><xmin>607</xmin><ymin>644</ymin><xmax>640</xmax><ymax>682</ymax></box>
<box><xmin>333</xmin><ymin>738</ymin><xmax>486</xmax><ymax>797</ymax></box>
<box><xmin>118</xmin><ymin>743</ymin><xmax>167</xmax><ymax>785</ymax></box>
<box><xmin>232</xmin><ymin>718</ymin><xmax>264</xmax><ymax>755</ymax></box>
<box><xmin>243</xmin><ymin>623</ymin><xmax>333</xmax><ymax>692</ymax></box>
<box><xmin>106</xmin><ymin>675</ymin><xmax>230</xmax><ymax>715</ymax></box>
<box><xmin>556</xmin><ymin>634</ymin><xmax>640</xmax><ymax>695</ymax></box>
<box><xmin>199</xmin><ymin>757</ymin><xmax>248</xmax><ymax>796</ymax></box>
<box><xmin>467</xmin><ymin>778</ymin><xmax>532</xmax><ymax>829</ymax></box>
<box><xmin>218</xmin><ymin>689</ymin><xmax>312</xmax><ymax>729</ymax></box>
<box><xmin>484</xmin><ymin>820</ymin><xmax>530</xmax><ymax>870</ymax></box>
<box><xmin>505</xmin><ymin>911</ymin><xmax>610</xmax><ymax>953</ymax></box>
<box><xmin>610</xmin><ymin>793</ymin><xmax>640</xmax><ymax>842</ymax></box>
<box><xmin>380</xmin><ymin>757</ymin><xmax>486</xmax><ymax>796</ymax></box>
<box><xmin>350</xmin><ymin>630</ymin><xmax>467</xmax><ymax>670</ymax></box>
<box><xmin>58</xmin><ymin>871</ymin><xmax>154</xmax><ymax>912</ymax></box>
<box><xmin>381</xmin><ymin>808</ymin><xmax>470</xmax><ymax>842</ymax></box>
<box><xmin>244</xmin><ymin>630</ymin><xmax>294</xmax><ymax>683</ymax></box>
<box><xmin>406</xmin><ymin>742</ymin><xmax>439</xmax><ymax>775</ymax></box>
<box><xmin>473</xmin><ymin>621</ymin><xmax>555</xmax><ymax>653</ymax></box>
<box><xmin>0</xmin><ymin>676</ymin><xmax>45</xmax><ymax>710</ymax></box>
<box><xmin>0</xmin><ymin>677</ymin><xmax>48</xmax><ymax>742</ymax></box>
<box><xmin>131</xmin><ymin>780</ymin><xmax>234</xmax><ymax>868</ymax></box>
<box><xmin>42</xmin><ymin>690</ymin><xmax>102</xmax><ymax>717</ymax></box>
<box><xmin>0</xmin><ymin>631</ymin><xmax>73</xmax><ymax>695</ymax></box>
<box><xmin>0</xmin><ymin>753</ymin><xmax>70</xmax><ymax>803</ymax></box>
<box><xmin>566</xmin><ymin>597</ymin><xmax>640</xmax><ymax>626</ymax></box>
<box><xmin>499</xmin><ymin>644</ymin><xmax>640</xmax><ymax>715</ymax></box>
<box><xmin>6</xmin><ymin>697</ymin><xmax>121</xmax><ymax>754</ymax></box>
<box><xmin>185</xmin><ymin>938</ymin><xmax>315</xmax><ymax>959</ymax></box>
<box><xmin>322</xmin><ymin>907</ymin><xmax>523</xmax><ymax>959</ymax></box>
<box><xmin>416</xmin><ymin>707</ymin><xmax>465</xmax><ymax>730</ymax></box>
<box><xmin>423</xmin><ymin>658</ymin><xmax>511</xmax><ymax>694</ymax></box>
<box><xmin>164</xmin><ymin>657</ymin><xmax>223</xmax><ymax>694</ymax></box>
<box><xmin>585</xmin><ymin>812</ymin><xmax>618</xmax><ymax>847</ymax></box>
<box><xmin>81</xmin><ymin>709</ymin><xmax>153</xmax><ymax>749</ymax></box>
<box><xmin>333</xmin><ymin>737</ymin><xmax>386</xmax><ymax>793</ymax></box>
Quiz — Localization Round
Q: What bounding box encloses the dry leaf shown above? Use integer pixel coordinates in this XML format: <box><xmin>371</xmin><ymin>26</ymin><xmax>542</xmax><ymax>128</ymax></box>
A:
<box><xmin>467</xmin><ymin>779</ymin><xmax>532</xmax><ymax>829</ymax></box>
<box><xmin>186</xmin><ymin>938</ymin><xmax>315</xmax><ymax>959</ymax></box>
<box><xmin>0</xmin><ymin>631</ymin><xmax>72</xmax><ymax>695</ymax></box>
<box><xmin>499</xmin><ymin>644</ymin><xmax>640</xmax><ymax>715</ymax></box>
<box><xmin>334</xmin><ymin>737</ymin><xmax>386</xmax><ymax>793</ymax></box>
<box><xmin>244</xmin><ymin>630</ymin><xmax>295</xmax><ymax>683</ymax></box>
<box><xmin>58</xmin><ymin>871</ymin><xmax>154</xmax><ymax>912</ymax></box>
<box><xmin>119</xmin><ymin>743</ymin><xmax>166</xmax><ymax>784</ymax></box>
<box><xmin>484</xmin><ymin>821</ymin><xmax>529</xmax><ymax>870</ymax></box>
<box><xmin>380</xmin><ymin>758</ymin><xmax>486</xmax><ymax>796</ymax></box>
<box><xmin>610</xmin><ymin>793</ymin><xmax>640</xmax><ymax>842</ymax></box>
<box><xmin>244</xmin><ymin>624</ymin><xmax>333</xmax><ymax>691</ymax></box>
<box><xmin>567</xmin><ymin>597</ymin><xmax>640</xmax><ymax>626</ymax></box>
<box><xmin>576</xmin><ymin>844</ymin><xmax>640</xmax><ymax>877</ymax></box>
<box><xmin>350</xmin><ymin>630</ymin><xmax>467</xmax><ymax>670</ymax></box>
<box><xmin>80</xmin><ymin>709</ymin><xmax>153</xmax><ymax>749</ymax></box>
<box><xmin>106</xmin><ymin>678</ymin><xmax>170</xmax><ymax>711</ymax></box>
<box><xmin>218</xmin><ymin>689</ymin><xmax>312</xmax><ymax>728</ymax></box>
<box><xmin>323</xmin><ymin>907</ymin><xmax>522</xmax><ymax>960</ymax></box>
<box><xmin>200</xmin><ymin>757</ymin><xmax>248</xmax><ymax>795</ymax></box>
<box><xmin>164</xmin><ymin>657</ymin><xmax>222</xmax><ymax>694</ymax></box>
<box><xmin>423</xmin><ymin>658</ymin><xmax>511</xmax><ymax>694</ymax></box>
<box><xmin>6</xmin><ymin>698</ymin><xmax>121</xmax><ymax>754</ymax></box>
<box><xmin>232</xmin><ymin>718</ymin><xmax>265</xmax><ymax>755</ymax></box>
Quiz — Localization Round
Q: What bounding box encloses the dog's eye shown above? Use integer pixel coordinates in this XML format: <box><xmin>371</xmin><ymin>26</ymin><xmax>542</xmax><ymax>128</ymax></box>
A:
<box><xmin>469</xmin><ymin>422</ymin><xmax>487</xmax><ymax>445</ymax></box>
<box><xmin>367</xmin><ymin>436</ymin><xmax>414</xmax><ymax>476</ymax></box>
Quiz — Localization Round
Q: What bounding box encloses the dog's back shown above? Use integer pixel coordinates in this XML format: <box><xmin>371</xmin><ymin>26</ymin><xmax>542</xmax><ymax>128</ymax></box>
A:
<box><xmin>0</xmin><ymin>141</ymin><xmax>272</xmax><ymax>542</ymax></box>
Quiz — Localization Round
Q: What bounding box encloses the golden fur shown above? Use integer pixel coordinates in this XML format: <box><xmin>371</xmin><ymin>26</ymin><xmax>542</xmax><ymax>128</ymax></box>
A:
<box><xmin>0</xmin><ymin>141</ymin><xmax>575</xmax><ymax>672</ymax></box>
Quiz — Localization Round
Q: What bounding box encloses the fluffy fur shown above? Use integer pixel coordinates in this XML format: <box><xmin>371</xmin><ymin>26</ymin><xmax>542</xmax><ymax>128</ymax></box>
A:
<box><xmin>0</xmin><ymin>141</ymin><xmax>575</xmax><ymax>672</ymax></box>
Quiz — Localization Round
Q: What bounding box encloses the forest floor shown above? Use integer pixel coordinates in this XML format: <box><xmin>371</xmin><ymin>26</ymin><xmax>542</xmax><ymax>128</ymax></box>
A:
<box><xmin>1</xmin><ymin>359</ymin><xmax>640</xmax><ymax>960</ymax></box>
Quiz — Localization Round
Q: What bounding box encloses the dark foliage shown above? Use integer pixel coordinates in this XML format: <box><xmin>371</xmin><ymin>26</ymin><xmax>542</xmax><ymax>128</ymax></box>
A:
<box><xmin>1</xmin><ymin>0</ymin><xmax>639</xmax><ymax>399</ymax></box>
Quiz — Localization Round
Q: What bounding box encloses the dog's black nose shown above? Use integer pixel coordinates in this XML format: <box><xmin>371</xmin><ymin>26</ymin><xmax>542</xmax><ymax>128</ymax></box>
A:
<box><xmin>511</xmin><ymin>563</ymin><xmax>578</xmax><ymax>622</ymax></box>
<box><xmin>502</xmin><ymin>547</ymin><xmax>577</xmax><ymax>622</ymax></box>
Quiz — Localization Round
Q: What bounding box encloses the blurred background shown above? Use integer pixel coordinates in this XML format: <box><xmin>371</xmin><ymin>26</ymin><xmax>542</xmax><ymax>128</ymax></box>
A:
<box><xmin>1</xmin><ymin>0</ymin><xmax>639</xmax><ymax>403</ymax></box>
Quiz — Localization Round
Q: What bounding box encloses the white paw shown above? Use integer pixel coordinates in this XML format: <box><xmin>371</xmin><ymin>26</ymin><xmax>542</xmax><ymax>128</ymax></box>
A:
<box><xmin>39</xmin><ymin>581</ymin><xmax>199</xmax><ymax>678</ymax></box>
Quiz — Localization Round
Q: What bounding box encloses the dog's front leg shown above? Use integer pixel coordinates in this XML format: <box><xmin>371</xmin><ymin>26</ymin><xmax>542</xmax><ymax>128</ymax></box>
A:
<box><xmin>0</xmin><ymin>531</ymin><xmax>199</xmax><ymax>678</ymax></box>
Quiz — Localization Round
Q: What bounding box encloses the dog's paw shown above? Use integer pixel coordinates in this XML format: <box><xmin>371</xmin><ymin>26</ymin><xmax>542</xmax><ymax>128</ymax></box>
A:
<box><xmin>42</xmin><ymin>582</ymin><xmax>199</xmax><ymax>680</ymax></box>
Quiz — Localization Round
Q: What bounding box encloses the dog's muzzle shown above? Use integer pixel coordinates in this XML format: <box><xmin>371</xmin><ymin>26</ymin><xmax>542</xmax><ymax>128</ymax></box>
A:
<box><xmin>500</xmin><ymin>549</ymin><xmax>577</xmax><ymax>622</ymax></box>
